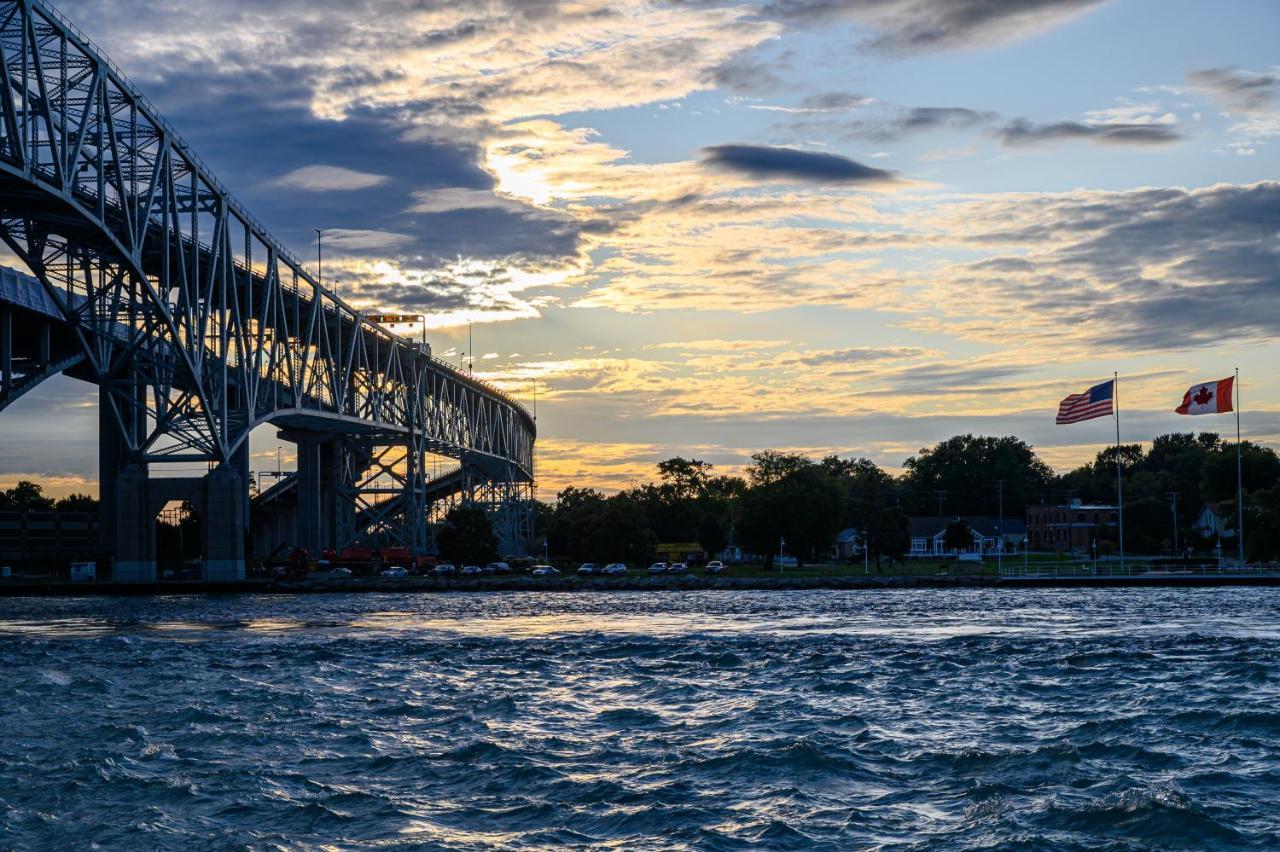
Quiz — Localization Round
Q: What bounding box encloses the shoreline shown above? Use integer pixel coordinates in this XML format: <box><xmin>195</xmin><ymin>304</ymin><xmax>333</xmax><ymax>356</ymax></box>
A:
<box><xmin>2</xmin><ymin>572</ymin><xmax>1278</xmax><ymax>597</ymax></box>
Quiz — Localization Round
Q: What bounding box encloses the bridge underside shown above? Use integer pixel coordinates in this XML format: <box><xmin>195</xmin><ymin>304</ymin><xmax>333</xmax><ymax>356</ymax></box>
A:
<box><xmin>1</xmin><ymin>264</ymin><xmax>535</xmax><ymax>579</ymax></box>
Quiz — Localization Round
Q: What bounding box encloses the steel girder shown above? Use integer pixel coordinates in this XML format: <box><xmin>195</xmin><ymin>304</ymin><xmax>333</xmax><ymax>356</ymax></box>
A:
<box><xmin>0</xmin><ymin>0</ymin><xmax>535</xmax><ymax>550</ymax></box>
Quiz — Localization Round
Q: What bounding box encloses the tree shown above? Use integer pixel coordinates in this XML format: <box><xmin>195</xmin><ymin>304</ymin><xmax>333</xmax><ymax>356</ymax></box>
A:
<box><xmin>435</xmin><ymin>507</ymin><xmax>499</xmax><ymax>566</ymax></box>
<box><xmin>0</xmin><ymin>480</ymin><xmax>54</xmax><ymax>510</ymax></box>
<box><xmin>656</xmin><ymin>457</ymin><xmax>712</xmax><ymax>499</ymax></box>
<box><xmin>902</xmin><ymin>435</ymin><xmax>1054</xmax><ymax>517</ymax></box>
<box><xmin>746</xmin><ymin>451</ymin><xmax>813</xmax><ymax>488</ymax></box>
<box><xmin>584</xmin><ymin>493</ymin><xmax>657</xmax><ymax>565</ymax></box>
<box><xmin>697</xmin><ymin>513</ymin><xmax>727</xmax><ymax>559</ymax></box>
<box><xmin>1201</xmin><ymin>441</ymin><xmax>1280</xmax><ymax>503</ymax></box>
<box><xmin>547</xmin><ymin>487</ymin><xmax>607</xmax><ymax>560</ymax></box>
<box><xmin>821</xmin><ymin>456</ymin><xmax>906</xmax><ymax>567</ymax></box>
<box><xmin>740</xmin><ymin>454</ymin><xmax>844</xmax><ymax>567</ymax></box>
<box><xmin>943</xmin><ymin>520</ymin><xmax>971</xmax><ymax>553</ymax></box>
<box><xmin>55</xmin><ymin>493</ymin><xmax>98</xmax><ymax>512</ymax></box>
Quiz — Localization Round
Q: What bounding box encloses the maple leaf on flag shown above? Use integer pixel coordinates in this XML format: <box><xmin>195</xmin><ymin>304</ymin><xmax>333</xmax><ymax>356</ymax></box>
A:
<box><xmin>1193</xmin><ymin>386</ymin><xmax>1214</xmax><ymax>406</ymax></box>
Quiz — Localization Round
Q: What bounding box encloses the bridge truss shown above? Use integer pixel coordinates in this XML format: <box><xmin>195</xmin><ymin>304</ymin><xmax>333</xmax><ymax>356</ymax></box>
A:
<box><xmin>0</xmin><ymin>0</ymin><xmax>536</xmax><ymax>573</ymax></box>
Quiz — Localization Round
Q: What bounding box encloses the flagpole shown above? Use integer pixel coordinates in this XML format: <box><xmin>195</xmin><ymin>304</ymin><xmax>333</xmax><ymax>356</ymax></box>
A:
<box><xmin>1236</xmin><ymin>367</ymin><xmax>1244</xmax><ymax>567</ymax></box>
<box><xmin>1114</xmin><ymin>372</ymin><xmax>1125</xmax><ymax>572</ymax></box>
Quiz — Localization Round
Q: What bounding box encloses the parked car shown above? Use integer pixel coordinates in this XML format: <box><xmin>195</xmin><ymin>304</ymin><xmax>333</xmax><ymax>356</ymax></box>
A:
<box><xmin>648</xmin><ymin>562</ymin><xmax>668</xmax><ymax>574</ymax></box>
<box><xmin>433</xmin><ymin>563</ymin><xmax>457</xmax><ymax>575</ymax></box>
<box><xmin>577</xmin><ymin>563</ymin><xmax>598</xmax><ymax>575</ymax></box>
<box><xmin>330</xmin><ymin>565</ymin><xmax>353</xmax><ymax>577</ymax></box>
<box><xmin>668</xmin><ymin>562</ymin><xmax>688</xmax><ymax>574</ymax></box>
<box><xmin>531</xmin><ymin>564</ymin><xmax>560</xmax><ymax>576</ymax></box>
<box><xmin>705</xmin><ymin>560</ymin><xmax>726</xmax><ymax>574</ymax></box>
<box><xmin>380</xmin><ymin>566</ymin><xmax>408</xmax><ymax>578</ymax></box>
<box><xmin>487</xmin><ymin>562</ymin><xmax>511</xmax><ymax>574</ymax></box>
<box><xmin>602</xmin><ymin>563</ymin><xmax>628</xmax><ymax>575</ymax></box>
<box><xmin>461</xmin><ymin>564</ymin><xmax>483</xmax><ymax>576</ymax></box>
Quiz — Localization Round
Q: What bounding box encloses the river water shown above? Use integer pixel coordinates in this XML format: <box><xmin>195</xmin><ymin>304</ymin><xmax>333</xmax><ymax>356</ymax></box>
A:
<box><xmin>1</xmin><ymin>588</ymin><xmax>1277</xmax><ymax>849</ymax></box>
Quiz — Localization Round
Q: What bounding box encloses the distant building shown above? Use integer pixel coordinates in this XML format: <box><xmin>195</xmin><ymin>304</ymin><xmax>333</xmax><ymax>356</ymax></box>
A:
<box><xmin>1025</xmin><ymin>499</ymin><xmax>1118</xmax><ymax>553</ymax></box>
<box><xmin>1192</xmin><ymin>503</ymin><xmax>1235</xmax><ymax>541</ymax></box>
<box><xmin>834</xmin><ymin>528</ymin><xmax>864</xmax><ymax>559</ymax></box>
<box><xmin>907</xmin><ymin>516</ymin><xmax>1027</xmax><ymax>558</ymax></box>
<box><xmin>0</xmin><ymin>509</ymin><xmax>101</xmax><ymax>571</ymax></box>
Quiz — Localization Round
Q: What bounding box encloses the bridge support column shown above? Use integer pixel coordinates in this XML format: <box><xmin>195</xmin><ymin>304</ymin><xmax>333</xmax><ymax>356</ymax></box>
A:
<box><xmin>203</xmin><ymin>464</ymin><xmax>246</xmax><ymax>581</ymax></box>
<box><xmin>296</xmin><ymin>437</ymin><xmax>324</xmax><ymax>555</ymax></box>
<box><xmin>114</xmin><ymin>463</ymin><xmax>156</xmax><ymax>582</ymax></box>
<box><xmin>97</xmin><ymin>388</ymin><xmax>143</xmax><ymax>568</ymax></box>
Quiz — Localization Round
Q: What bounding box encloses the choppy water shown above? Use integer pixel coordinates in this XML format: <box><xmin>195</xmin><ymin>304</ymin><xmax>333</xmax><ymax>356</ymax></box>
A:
<box><xmin>1</xmin><ymin>589</ymin><xmax>1278</xmax><ymax>850</ymax></box>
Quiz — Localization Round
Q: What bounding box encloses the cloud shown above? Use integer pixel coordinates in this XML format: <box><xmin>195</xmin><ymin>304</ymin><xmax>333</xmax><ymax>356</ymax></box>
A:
<box><xmin>700</xmin><ymin>144</ymin><xmax>898</xmax><ymax>184</ymax></box>
<box><xmin>783</xmin><ymin>346</ymin><xmax>931</xmax><ymax>367</ymax></box>
<box><xmin>268</xmin><ymin>164</ymin><xmax>389</xmax><ymax>191</ymax></box>
<box><xmin>997</xmin><ymin>118</ymin><xmax>1181</xmax><ymax>147</ymax></box>
<box><xmin>758</xmin><ymin>0</ymin><xmax>1108</xmax><ymax>54</ymax></box>
<box><xmin>1183</xmin><ymin>67</ymin><xmax>1280</xmax><ymax>154</ymax></box>
<box><xmin>647</xmin><ymin>339</ymin><xmax>792</xmax><ymax>352</ymax></box>
<box><xmin>320</xmin><ymin>228</ymin><xmax>414</xmax><ymax>251</ymax></box>
<box><xmin>909</xmin><ymin>181</ymin><xmax>1280</xmax><ymax>350</ymax></box>
<box><xmin>1186</xmin><ymin>67</ymin><xmax>1279</xmax><ymax>113</ymax></box>
<box><xmin>840</xmin><ymin>106</ymin><xmax>998</xmax><ymax>142</ymax></box>
<box><xmin>748</xmin><ymin>92</ymin><xmax>874</xmax><ymax>113</ymax></box>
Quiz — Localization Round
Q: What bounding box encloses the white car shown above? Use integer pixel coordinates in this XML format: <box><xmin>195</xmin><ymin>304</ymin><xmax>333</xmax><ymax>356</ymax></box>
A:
<box><xmin>461</xmin><ymin>564</ymin><xmax>483</xmax><ymax>576</ymax></box>
<box><xmin>380</xmin><ymin>566</ymin><xmax>408</xmax><ymax>577</ymax></box>
<box><xmin>668</xmin><ymin>562</ymin><xmax>688</xmax><ymax>574</ymax></box>
<box><xmin>330</xmin><ymin>565</ymin><xmax>353</xmax><ymax>577</ymax></box>
<box><xmin>433</xmin><ymin>563</ymin><xmax>457</xmax><ymax>575</ymax></box>
<box><xmin>648</xmin><ymin>562</ymin><xmax>668</xmax><ymax>574</ymax></box>
<box><xmin>531</xmin><ymin>564</ymin><xmax>560</xmax><ymax>576</ymax></box>
<box><xmin>577</xmin><ymin>563</ymin><xmax>598</xmax><ymax>575</ymax></box>
<box><xmin>602</xmin><ymin>563</ymin><xmax>627</xmax><ymax>575</ymax></box>
<box><xmin>705</xmin><ymin>560</ymin><xmax>726</xmax><ymax>574</ymax></box>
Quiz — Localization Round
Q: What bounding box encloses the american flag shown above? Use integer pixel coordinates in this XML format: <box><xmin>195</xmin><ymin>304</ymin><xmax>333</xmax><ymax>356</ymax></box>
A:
<box><xmin>1056</xmin><ymin>380</ymin><xmax>1114</xmax><ymax>424</ymax></box>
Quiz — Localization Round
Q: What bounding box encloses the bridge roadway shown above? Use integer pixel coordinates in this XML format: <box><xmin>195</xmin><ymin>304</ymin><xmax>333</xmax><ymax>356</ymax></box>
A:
<box><xmin>0</xmin><ymin>0</ymin><xmax>536</xmax><ymax>578</ymax></box>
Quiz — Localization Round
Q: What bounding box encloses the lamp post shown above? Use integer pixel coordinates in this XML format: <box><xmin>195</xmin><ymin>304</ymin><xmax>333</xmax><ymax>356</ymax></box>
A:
<box><xmin>314</xmin><ymin>228</ymin><xmax>322</xmax><ymax>290</ymax></box>
<box><xmin>995</xmin><ymin>479</ymin><xmax>1005</xmax><ymax>577</ymax></box>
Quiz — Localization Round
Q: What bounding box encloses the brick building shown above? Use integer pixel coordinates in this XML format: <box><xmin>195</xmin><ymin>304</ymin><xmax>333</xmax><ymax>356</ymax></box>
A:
<box><xmin>1025</xmin><ymin>499</ymin><xmax>1118</xmax><ymax>553</ymax></box>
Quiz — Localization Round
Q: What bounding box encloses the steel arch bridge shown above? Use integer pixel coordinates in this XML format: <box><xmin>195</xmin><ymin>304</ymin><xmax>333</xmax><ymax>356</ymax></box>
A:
<box><xmin>0</xmin><ymin>0</ymin><xmax>536</xmax><ymax>579</ymax></box>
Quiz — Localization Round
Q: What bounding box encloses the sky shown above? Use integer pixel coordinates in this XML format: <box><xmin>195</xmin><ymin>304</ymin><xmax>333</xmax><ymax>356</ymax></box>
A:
<box><xmin>3</xmin><ymin>0</ymin><xmax>1280</xmax><ymax>497</ymax></box>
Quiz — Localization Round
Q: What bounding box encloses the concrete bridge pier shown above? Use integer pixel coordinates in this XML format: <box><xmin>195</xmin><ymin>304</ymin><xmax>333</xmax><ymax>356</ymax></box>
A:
<box><xmin>202</xmin><ymin>463</ymin><xmax>247</xmax><ymax>581</ymax></box>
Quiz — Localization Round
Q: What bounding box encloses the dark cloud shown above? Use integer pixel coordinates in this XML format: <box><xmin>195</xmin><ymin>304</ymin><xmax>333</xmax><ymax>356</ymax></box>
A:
<box><xmin>841</xmin><ymin>106</ymin><xmax>997</xmax><ymax>141</ymax></box>
<box><xmin>1186</xmin><ymin>67</ymin><xmax>1279</xmax><ymax>113</ymax></box>
<box><xmin>755</xmin><ymin>0</ymin><xmax>1107</xmax><ymax>54</ymax></box>
<box><xmin>798</xmin><ymin>92</ymin><xmax>873</xmax><ymax>111</ymax></box>
<box><xmin>786</xmin><ymin>346</ymin><xmax>928</xmax><ymax>367</ymax></box>
<box><xmin>707</xmin><ymin>55</ymin><xmax>787</xmax><ymax>93</ymax></box>
<box><xmin>700</xmin><ymin>144</ymin><xmax>897</xmax><ymax>184</ymax></box>
<box><xmin>997</xmin><ymin>119</ymin><xmax>1181</xmax><ymax>147</ymax></box>
<box><xmin>952</xmin><ymin>182</ymin><xmax>1280</xmax><ymax>350</ymax></box>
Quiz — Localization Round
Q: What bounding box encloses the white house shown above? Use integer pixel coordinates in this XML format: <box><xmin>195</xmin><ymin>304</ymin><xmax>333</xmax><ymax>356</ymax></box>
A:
<box><xmin>907</xmin><ymin>517</ymin><xmax>1027</xmax><ymax>558</ymax></box>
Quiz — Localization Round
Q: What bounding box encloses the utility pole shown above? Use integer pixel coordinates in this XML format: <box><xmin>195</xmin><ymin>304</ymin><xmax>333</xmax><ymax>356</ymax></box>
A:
<box><xmin>1168</xmin><ymin>491</ymin><xmax>1180</xmax><ymax>557</ymax></box>
<box><xmin>995</xmin><ymin>480</ymin><xmax>1006</xmax><ymax>577</ymax></box>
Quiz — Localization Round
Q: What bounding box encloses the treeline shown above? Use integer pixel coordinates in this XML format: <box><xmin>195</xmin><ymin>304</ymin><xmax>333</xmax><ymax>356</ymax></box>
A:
<box><xmin>542</xmin><ymin>433</ymin><xmax>1280</xmax><ymax>563</ymax></box>
<box><xmin>543</xmin><ymin>453</ymin><xmax>910</xmax><ymax>568</ymax></box>
<box><xmin>1058</xmin><ymin>433</ymin><xmax>1280</xmax><ymax>557</ymax></box>
<box><xmin>0</xmin><ymin>481</ymin><xmax>97</xmax><ymax>512</ymax></box>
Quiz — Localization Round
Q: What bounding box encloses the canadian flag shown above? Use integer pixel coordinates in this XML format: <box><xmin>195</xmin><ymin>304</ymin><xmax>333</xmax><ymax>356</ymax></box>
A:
<box><xmin>1175</xmin><ymin>376</ymin><xmax>1234</xmax><ymax>415</ymax></box>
